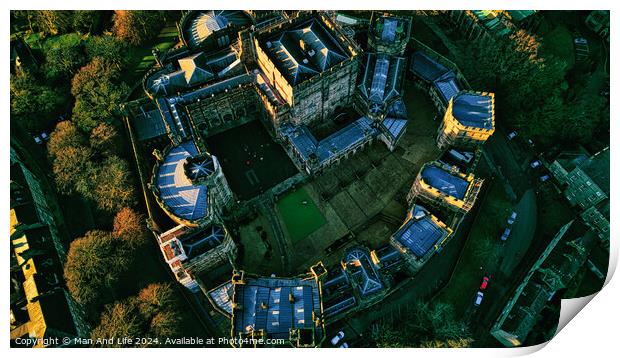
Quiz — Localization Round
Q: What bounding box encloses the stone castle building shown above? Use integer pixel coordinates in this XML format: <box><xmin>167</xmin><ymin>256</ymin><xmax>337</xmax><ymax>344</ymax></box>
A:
<box><xmin>436</xmin><ymin>91</ymin><xmax>495</xmax><ymax>149</ymax></box>
<box><xmin>407</xmin><ymin>161</ymin><xmax>484</xmax><ymax>214</ymax></box>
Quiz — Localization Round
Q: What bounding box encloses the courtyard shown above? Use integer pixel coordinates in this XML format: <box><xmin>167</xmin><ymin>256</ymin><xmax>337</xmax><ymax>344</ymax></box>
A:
<box><xmin>205</xmin><ymin>120</ymin><xmax>299</xmax><ymax>200</ymax></box>
<box><xmin>276</xmin><ymin>188</ymin><xmax>327</xmax><ymax>244</ymax></box>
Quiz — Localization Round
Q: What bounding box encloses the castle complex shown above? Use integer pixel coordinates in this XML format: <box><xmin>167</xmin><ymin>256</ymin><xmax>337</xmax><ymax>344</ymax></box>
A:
<box><xmin>123</xmin><ymin>10</ymin><xmax>497</xmax><ymax>347</ymax></box>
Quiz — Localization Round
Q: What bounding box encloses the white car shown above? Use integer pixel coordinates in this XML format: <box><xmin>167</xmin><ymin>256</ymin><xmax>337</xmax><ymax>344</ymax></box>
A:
<box><xmin>530</xmin><ymin>160</ymin><xmax>542</xmax><ymax>169</ymax></box>
<box><xmin>339</xmin><ymin>343</ymin><xmax>349</xmax><ymax>348</ymax></box>
<box><xmin>474</xmin><ymin>291</ymin><xmax>484</xmax><ymax>306</ymax></box>
<box><xmin>507</xmin><ymin>131</ymin><xmax>518</xmax><ymax>140</ymax></box>
<box><xmin>507</xmin><ymin>211</ymin><xmax>517</xmax><ymax>225</ymax></box>
<box><xmin>331</xmin><ymin>331</ymin><xmax>345</xmax><ymax>346</ymax></box>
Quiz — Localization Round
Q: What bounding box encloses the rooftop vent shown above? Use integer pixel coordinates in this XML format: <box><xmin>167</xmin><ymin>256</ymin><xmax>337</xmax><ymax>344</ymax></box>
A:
<box><xmin>302</xmin><ymin>58</ymin><xmax>309</xmax><ymax>64</ymax></box>
<box><xmin>308</xmin><ymin>49</ymin><xmax>316</xmax><ymax>57</ymax></box>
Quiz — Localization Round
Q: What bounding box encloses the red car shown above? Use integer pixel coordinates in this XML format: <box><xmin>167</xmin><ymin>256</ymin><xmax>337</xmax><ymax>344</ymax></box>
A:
<box><xmin>480</xmin><ymin>276</ymin><xmax>490</xmax><ymax>290</ymax></box>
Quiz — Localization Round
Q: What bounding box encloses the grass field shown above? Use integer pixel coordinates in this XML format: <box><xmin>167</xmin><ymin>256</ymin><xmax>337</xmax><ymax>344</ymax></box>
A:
<box><xmin>277</xmin><ymin>188</ymin><xmax>327</xmax><ymax>244</ymax></box>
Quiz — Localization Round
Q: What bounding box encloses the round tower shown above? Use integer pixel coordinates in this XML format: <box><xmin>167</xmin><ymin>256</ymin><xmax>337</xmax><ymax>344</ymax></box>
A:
<box><xmin>184</xmin><ymin>152</ymin><xmax>234</xmax><ymax>216</ymax></box>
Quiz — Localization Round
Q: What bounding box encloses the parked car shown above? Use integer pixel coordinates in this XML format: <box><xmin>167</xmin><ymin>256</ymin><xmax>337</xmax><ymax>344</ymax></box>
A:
<box><xmin>507</xmin><ymin>131</ymin><xmax>518</xmax><ymax>140</ymax></box>
<box><xmin>539</xmin><ymin>174</ymin><xmax>551</xmax><ymax>182</ymax></box>
<box><xmin>40</xmin><ymin>132</ymin><xmax>49</xmax><ymax>141</ymax></box>
<box><xmin>480</xmin><ymin>276</ymin><xmax>490</xmax><ymax>290</ymax></box>
<box><xmin>331</xmin><ymin>331</ymin><xmax>345</xmax><ymax>346</ymax></box>
<box><xmin>530</xmin><ymin>160</ymin><xmax>542</xmax><ymax>169</ymax></box>
<box><xmin>474</xmin><ymin>291</ymin><xmax>484</xmax><ymax>306</ymax></box>
<box><xmin>501</xmin><ymin>228</ymin><xmax>511</xmax><ymax>241</ymax></box>
<box><xmin>526</xmin><ymin>138</ymin><xmax>535</xmax><ymax>147</ymax></box>
<box><xmin>507</xmin><ymin>211</ymin><xmax>517</xmax><ymax>225</ymax></box>
<box><xmin>339</xmin><ymin>343</ymin><xmax>349</xmax><ymax>348</ymax></box>
<box><xmin>32</xmin><ymin>135</ymin><xmax>42</xmax><ymax>145</ymax></box>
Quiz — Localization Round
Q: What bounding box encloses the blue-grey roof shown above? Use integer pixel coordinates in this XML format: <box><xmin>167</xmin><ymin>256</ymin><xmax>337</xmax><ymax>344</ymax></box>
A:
<box><xmin>208</xmin><ymin>281</ymin><xmax>234</xmax><ymax>316</ymax></box>
<box><xmin>382</xmin><ymin>118</ymin><xmax>407</xmax><ymax>140</ymax></box>
<box><xmin>185</xmin><ymin>155</ymin><xmax>216</xmax><ymax>182</ymax></box>
<box><xmin>179</xmin><ymin>224</ymin><xmax>224</xmax><ymax>259</ymax></box>
<box><xmin>286</xmin><ymin>117</ymin><xmax>377</xmax><ymax>165</ymax></box>
<box><xmin>344</xmin><ymin>247</ymin><xmax>384</xmax><ymax>297</ymax></box>
<box><xmin>186</xmin><ymin>10</ymin><xmax>252</xmax><ymax>48</ymax></box>
<box><xmin>434</xmin><ymin>71</ymin><xmax>460</xmax><ymax>103</ymax></box>
<box><xmin>156</xmin><ymin>141</ymin><xmax>209</xmax><ymax>221</ymax></box>
<box><xmin>260</xmin><ymin>17</ymin><xmax>349</xmax><ymax>85</ymax></box>
<box><xmin>233</xmin><ymin>276</ymin><xmax>323</xmax><ymax>340</ymax></box>
<box><xmin>451</xmin><ymin>93</ymin><xmax>494</xmax><ymax>129</ymax></box>
<box><xmin>323</xmin><ymin>294</ymin><xmax>356</xmax><ymax>318</ymax></box>
<box><xmin>131</xmin><ymin>106</ymin><xmax>168</xmax><ymax>141</ymax></box>
<box><xmin>386</xmin><ymin>99</ymin><xmax>407</xmax><ymax>119</ymax></box>
<box><xmin>421</xmin><ymin>165</ymin><xmax>469</xmax><ymax>199</ymax></box>
<box><xmin>359</xmin><ymin>54</ymin><xmax>405</xmax><ymax>106</ymax></box>
<box><xmin>410</xmin><ymin>51</ymin><xmax>450</xmax><ymax>82</ymax></box>
<box><xmin>392</xmin><ymin>205</ymin><xmax>450</xmax><ymax>258</ymax></box>
<box><xmin>381</xmin><ymin>18</ymin><xmax>398</xmax><ymax>42</ymax></box>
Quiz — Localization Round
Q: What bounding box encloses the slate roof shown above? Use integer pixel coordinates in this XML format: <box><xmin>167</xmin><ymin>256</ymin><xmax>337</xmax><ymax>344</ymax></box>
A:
<box><xmin>580</xmin><ymin>147</ymin><xmax>610</xmax><ymax>195</ymax></box>
<box><xmin>155</xmin><ymin>141</ymin><xmax>209</xmax><ymax>222</ymax></box>
<box><xmin>208</xmin><ymin>281</ymin><xmax>234</xmax><ymax>317</ymax></box>
<box><xmin>451</xmin><ymin>92</ymin><xmax>494</xmax><ymax>129</ymax></box>
<box><xmin>232</xmin><ymin>276</ymin><xmax>323</xmax><ymax>341</ymax></box>
<box><xmin>392</xmin><ymin>204</ymin><xmax>451</xmax><ymax>258</ymax></box>
<box><xmin>359</xmin><ymin>54</ymin><xmax>405</xmax><ymax>106</ymax></box>
<box><xmin>178</xmin><ymin>224</ymin><xmax>225</xmax><ymax>259</ymax></box>
<box><xmin>186</xmin><ymin>10</ymin><xmax>252</xmax><ymax>48</ymax></box>
<box><xmin>260</xmin><ymin>17</ymin><xmax>350</xmax><ymax>85</ymax></box>
<box><xmin>421</xmin><ymin>164</ymin><xmax>470</xmax><ymax>200</ymax></box>
<box><xmin>344</xmin><ymin>247</ymin><xmax>384</xmax><ymax>297</ymax></box>
<box><xmin>286</xmin><ymin>116</ymin><xmax>377</xmax><ymax>165</ymax></box>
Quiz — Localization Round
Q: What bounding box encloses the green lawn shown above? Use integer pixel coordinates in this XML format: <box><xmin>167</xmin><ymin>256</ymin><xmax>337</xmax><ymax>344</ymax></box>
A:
<box><xmin>276</xmin><ymin>188</ymin><xmax>327</xmax><ymax>244</ymax></box>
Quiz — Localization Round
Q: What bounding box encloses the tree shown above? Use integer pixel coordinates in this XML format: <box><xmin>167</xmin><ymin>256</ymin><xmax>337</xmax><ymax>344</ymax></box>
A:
<box><xmin>43</xmin><ymin>38</ymin><xmax>86</xmax><ymax>81</ymax></box>
<box><xmin>47</xmin><ymin>120</ymin><xmax>87</xmax><ymax>158</ymax></box>
<box><xmin>112</xmin><ymin>10</ymin><xmax>165</xmax><ymax>46</ymax></box>
<box><xmin>91</xmin><ymin>299</ymin><xmax>145</xmax><ymax>346</ymax></box>
<box><xmin>85</xmin><ymin>35</ymin><xmax>129</xmax><ymax>70</ymax></box>
<box><xmin>89</xmin><ymin>122</ymin><xmax>120</xmax><ymax>157</ymax></box>
<box><xmin>113</xmin><ymin>207</ymin><xmax>149</xmax><ymax>248</ymax></box>
<box><xmin>32</xmin><ymin>10</ymin><xmax>73</xmax><ymax>35</ymax></box>
<box><xmin>371</xmin><ymin>302</ymin><xmax>472</xmax><ymax>348</ymax></box>
<box><xmin>64</xmin><ymin>230</ymin><xmax>135</xmax><ymax>310</ymax></box>
<box><xmin>72</xmin><ymin>10</ymin><xmax>102</xmax><ymax>33</ymax></box>
<box><xmin>91</xmin><ymin>283</ymin><xmax>184</xmax><ymax>347</ymax></box>
<box><xmin>51</xmin><ymin>145</ymin><xmax>93</xmax><ymax>195</ymax></box>
<box><xmin>10</xmin><ymin>71</ymin><xmax>68</xmax><ymax>132</ymax></box>
<box><xmin>88</xmin><ymin>156</ymin><xmax>136</xmax><ymax>212</ymax></box>
<box><xmin>71</xmin><ymin>57</ymin><xmax>129</xmax><ymax>132</ymax></box>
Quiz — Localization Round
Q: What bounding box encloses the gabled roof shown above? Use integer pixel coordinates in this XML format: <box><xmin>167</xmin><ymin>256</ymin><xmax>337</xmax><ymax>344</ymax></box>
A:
<box><xmin>260</xmin><ymin>16</ymin><xmax>351</xmax><ymax>85</ymax></box>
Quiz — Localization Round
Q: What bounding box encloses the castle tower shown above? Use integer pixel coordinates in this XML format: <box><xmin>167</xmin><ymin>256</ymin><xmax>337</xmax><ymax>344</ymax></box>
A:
<box><xmin>184</xmin><ymin>152</ymin><xmax>234</xmax><ymax>216</ymax></box>
<box><xmin>436</xmin><ymin>91</ymin><xmax>495</xmax><ymax>150</ymax></box>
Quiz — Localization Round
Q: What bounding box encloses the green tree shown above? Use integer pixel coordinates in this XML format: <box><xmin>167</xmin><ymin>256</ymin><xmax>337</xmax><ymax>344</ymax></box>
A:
<box><xmin>32</xmin><ymin>10</ymin><xmax>73</xmax><ymax>35</ymax></box>
<box><xmin>10</xmin><ymin>71</ymin><xmax>68</xmax><ymax>132</ymax></box>
<box><xmin>43</xmin><ymin>39</ymin><xmax>86</xmax><ymax>81</ymax></box>
<box><xmin>64</xmin><ymin>230</ymin><xmax>135</xmax><ymax>311</ymax></box>
<box><xmin>71</xmin><ymin>57</ymin><xmax>129</xmax><ymax>132</ymax></box>
<box><xmin>85</xmin><ymin>35</ymin><xmax>129</xmax><ymax>70</ymax></box>
<box><xmin>112</xmin><ymin>10</ymin><xmax>165</xmax><ymax>46</ymax></box>
<box><xmin>72</xmin><ymin>10</ymin><xmax>102</xmax><ymax>33</ymax></box>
